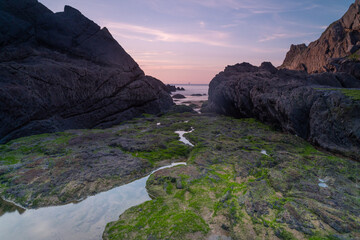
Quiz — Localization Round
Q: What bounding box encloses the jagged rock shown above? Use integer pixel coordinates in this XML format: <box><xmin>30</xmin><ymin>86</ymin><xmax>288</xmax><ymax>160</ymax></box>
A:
<box><xmin>0</xmin><ymin>0</ymin><xmax>173</xmax><ymax>143</ymax></box>
<box><xmin>329</xmin><ymin>57</ymin><xmax>360</xmax><ymax>80</ymax></box>
<box><xmin>165</xmin><ymin>84</ymin><xmax>177</xmax><ymax>93</ymax></box>
<box><xmin>205</xmin><ymin>62</ymin><xmax>360</xmax><ymax>159</ymax></box>
<box><xmin>281</xmin><ymin>0</ymin><xmax>360</xmax><ymax>77</ymax></box>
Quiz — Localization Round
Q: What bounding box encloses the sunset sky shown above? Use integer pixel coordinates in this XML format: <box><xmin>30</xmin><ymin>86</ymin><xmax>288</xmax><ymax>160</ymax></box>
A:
<box><xmin>39</xmin><ymin>0</ymin><xmax>354</xmax><ymax>84</ymax></box>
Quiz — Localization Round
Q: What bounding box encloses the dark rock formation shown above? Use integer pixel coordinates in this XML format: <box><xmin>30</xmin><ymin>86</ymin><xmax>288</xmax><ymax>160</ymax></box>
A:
<box><xmin>165</xmin><ymin>85</ymin><xmax>186</xmax><ymax>93</ymax></box>
<box><xmin>281</xmin><ymin>0</ymin><xmax>360</xmax><ymax>76</ymax></box>
<box><xmin>172</xmin><ymin>94</ymin><xmax>186</xmax><ymax>99</ymax></box>
<box><xmin>329</xmin><ymin>57</ymin><xmax>360</xmax><ymax>79</ymax></box>
<box><xmin>165</xmin><ymin>84</ymin><xmax>177</xmax><ymax>93</ymax></box>
<box><xmin>205</xmin><ymin>62</ymin><xmax>360</xmax><ymax>159</ymax></box>
<box><xmin>0</xmin><ymin>0</ymin><xmax>173</xmax><ymax>143</ymax></box>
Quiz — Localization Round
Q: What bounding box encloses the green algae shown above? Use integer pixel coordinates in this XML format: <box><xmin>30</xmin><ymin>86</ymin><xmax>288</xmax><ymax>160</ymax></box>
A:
<box><xmin>0</xmin><ymin>113</ymin><xmax>359</xmax><ymax>239</ymax></box>
<box><xmin>315</xmin><ymin>88</ymin><xmax>360</xmax><ymax>101</ymax></box>
<box><xmin>132</xmin><ymin>141</ymin><xmax>190</xmax><ymax>164</ymax></box>
<box><xmin>0</xmin><ymin>132</ymin><xmax>75</xmax><ymax>166</ymax></box>
<box><xmin>348</xmin><ymin>52</ymin><xmax>360</xmax><ymax>61</ymax></box>
<box><xmin>104</xmin><ymin>198</ymin><xmax>209</xmax><ymax>240</ymax></box>
<box><xmin>339</xmin><ymin>89</ymin><xmax>360</xmax><ymax>100</ymax></box>
<box><xmin>115</xmin><ymin>119</ymin><xmax>193</xmax><ymax>164</ymax></box>
<box><xmin>104</xmin><ymin>114</ymin><xmax>360</xmax><ymax>240</ymax></box>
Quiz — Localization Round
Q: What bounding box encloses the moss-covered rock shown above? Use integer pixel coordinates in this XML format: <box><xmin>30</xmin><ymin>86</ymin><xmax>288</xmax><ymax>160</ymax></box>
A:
<box><xmin>0</xmin><ymin>113</ymin><xmax>359</xmax><ymax>239</ymax></box>
<box><xmin>0</xmin><ymin>114</ymin><xmax>193</xmax><ymax>207</ymax></box>
<box><xmin>104</xmin><ymin>114</ymin><xmax>360</xmax><ymax>240</ymax></box>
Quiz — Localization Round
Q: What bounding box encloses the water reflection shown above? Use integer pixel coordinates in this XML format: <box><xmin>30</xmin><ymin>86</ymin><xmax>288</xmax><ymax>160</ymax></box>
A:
<box><xmin>0</xmin><ymin>162</ymin><xmax>186</xmax><ymax>240</ymax></box>
<box><xmin>0</xmin><ymin>197</ymin><xmax>25</xmax><ymax>217</ymax></box>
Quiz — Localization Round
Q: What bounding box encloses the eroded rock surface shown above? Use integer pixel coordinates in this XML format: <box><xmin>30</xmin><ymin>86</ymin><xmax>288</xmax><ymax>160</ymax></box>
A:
<box><xmin>0</xmin><ymin>114</ymin><xmax>191</xmax><ymax>207</ymax></box>
<box><xmin>0</xmin><ymin>0</ymin><xmax>173</xmax><ymax>143</ymax></box>
<box><xmin>1</xmin><ymin>113</ymin><xmax>359</xmax><ymax>239</ymax></box>
<box><xmin>281</xmin><ymin>0</ymin><xmax>360</xmax><ymax>76</ymax></box>
<box><xmin>204</xmin><ymin>62</ymin><xmax>360</xmax><ymax>159</ymax></box>
<box><xmin>103</xmin><ymin>115</ymin><xmax>360</xmax><ymax>240</ymax></box>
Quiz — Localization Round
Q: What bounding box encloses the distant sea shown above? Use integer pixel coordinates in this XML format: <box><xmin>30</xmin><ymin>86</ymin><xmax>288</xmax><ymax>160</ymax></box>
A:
<box><xmin>170</xmin><ymin>84</ymin><xmax>209</xmax><ymax>105</ymax></box>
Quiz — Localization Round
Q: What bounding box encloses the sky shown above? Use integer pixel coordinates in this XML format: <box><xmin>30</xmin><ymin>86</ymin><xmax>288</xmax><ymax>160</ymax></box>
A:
<box><xmin>39</xmin><ymin>0</ymin><xmax>354</xmax><ymax>84</ymax></box>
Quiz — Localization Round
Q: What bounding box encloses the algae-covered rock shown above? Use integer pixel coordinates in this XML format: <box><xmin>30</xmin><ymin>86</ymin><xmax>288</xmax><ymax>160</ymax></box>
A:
<box><xmin>1</xmin><ymin>113</ymin><xmax>358</xmax><ymax>239</ymax></box>
<box><xmin>103</xmin><ymin>115</ymin><xmax>360</xmax><ymax>240</ymax></box>
<box><xmin>0</xmin><ymin>114</ymin><xmax>192</xmax><ymax>207</ymax></box>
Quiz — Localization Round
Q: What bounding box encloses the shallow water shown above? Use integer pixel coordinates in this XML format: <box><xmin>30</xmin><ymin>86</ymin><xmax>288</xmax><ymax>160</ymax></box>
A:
<box><xmin>261</xmin><ymin>150</ymin><xmax>268</xmax><ymax>156</ymax></box>
<box><xmin>318</xmin><ymin>178</ymin><xmax>329</xmax><ymax>188</ymax></box>
<box><xmin>0</xmin><ymin>162</ymin><xmax>186</xmax><ymax>240</ymax></box>
<box><xmin>171</xmin><ymin>84</ymin><xmax>209</xmax><ymax>106</ymax></box>
<box><xmin>175</xmin><ymin>128</ymin><xmax>194</xmax><ymax>147</ymax></box>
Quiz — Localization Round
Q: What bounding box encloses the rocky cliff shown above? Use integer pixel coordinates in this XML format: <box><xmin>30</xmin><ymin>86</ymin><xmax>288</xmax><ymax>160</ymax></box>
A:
<box><xmin>281</xmin><ymin>0</ymin><xmax>360</xmax><ymax>76</ymax></box>
<box><xmin>0</xmin><ymin>0</ymin><xmax>173</xmax><ymax>143</ymax></box>
<box><xmin>204</xmin><ymin>62</ymin><xmax>360</xmax><ymax>160</ymax></box>
<box><xmin>206</xmin><ymin>1</ymin><xmax>360</xmax><ymax>159</ymax></box>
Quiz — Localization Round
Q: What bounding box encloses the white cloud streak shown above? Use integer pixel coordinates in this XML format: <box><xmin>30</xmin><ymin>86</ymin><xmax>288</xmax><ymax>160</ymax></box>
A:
<box><xmin>258</xmin><ymin>32</ymin><xmax>316</xmax><ymax>42</ymax></box>
<box><xmin>188</xmin><ymin>0</ymin><xmax>319</xmax><ymax>15</ymax></box>
<box><xmin>104</xmin><ymin>21</ymin><xmax>234</xmax><ymax>47</ymax></box>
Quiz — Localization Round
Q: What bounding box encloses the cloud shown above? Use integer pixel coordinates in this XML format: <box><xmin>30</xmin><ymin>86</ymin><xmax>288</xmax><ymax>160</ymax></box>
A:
<box><xmin>251</xmin><ymin>47</ymin><xmax>289</xmax><ymax>54</ymax></box>
<box><xmin>189</xmin><ymin>0</ymin><xmax>319</xmax><ymax>15</ymax></box>
<box><xmin>137</xmin><ymin>58</ymin><xmax>221</xmax><ymax>71</ymax></box>
<box><xmin>106</xmin><ymin>21</ymin><xmax>291</xmax><ymax>54</ymax></box>
<box><xmin>142</xmin><ymin>64</ymin><xmax>216</xmax><ymax>70</ymax></box>
<box><xmin>128</xmin><ymin>51</ymin><xmax>177</xmax><ymax>62</ymax></box>
<box><xmin>103</xmin><ymin>21</ymin><xmax>235</xmax><ymax>47</ymax></box>
<box><xmin>136</xmin><ymin>51</ymin><xmax>176</xmax><ymax>56</ymax></box>
<box><xmin>139</xmin><ymin>0</ymin><xmax>305</xmax><ymax>19</ymax></box>
<box><xmin>221</xmin><ymin>23</ymin><xmax>240</xmax><ymax>28</ymax></box>
<box><xmin>199</xmin><ymin>21</ymin><xmax>206</xmax><ymax>28</ymax></box>
<box><xmin>258</xmin><ymin>32</ymin><xmax>316</xmax><ymax>42</ymax></box>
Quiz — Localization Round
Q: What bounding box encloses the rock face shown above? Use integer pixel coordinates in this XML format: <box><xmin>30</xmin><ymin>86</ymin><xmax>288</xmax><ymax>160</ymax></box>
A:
<box><xmin>205</xmin><ymin>62</ymin><xmax>360</xmax><ymax>159</ymax></box>
<box><xmin>206</xmin><ymin>1</ymin><xmax>360</xmax><ymax>159</ymax></box>
<box><xmin>281</xmin><ymin>0</ymin><xmax>360</xmax><ymax>75</ymax></box>
<box><xmin>0</xmin><ymin>0</ymin><xmax>173</xmax><ymax>143</ymax></box>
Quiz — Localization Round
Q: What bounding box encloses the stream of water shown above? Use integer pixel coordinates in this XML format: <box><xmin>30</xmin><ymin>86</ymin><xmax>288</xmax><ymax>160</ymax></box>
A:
<box><xmin>0</xmin><ymin>162</ymin><xmax>186</xmax><ymax>240</ymax></box>
<box><xmin>175</xmin><ymin>128</ymin><xmax>194</xmax><ymax>147</ymax></box>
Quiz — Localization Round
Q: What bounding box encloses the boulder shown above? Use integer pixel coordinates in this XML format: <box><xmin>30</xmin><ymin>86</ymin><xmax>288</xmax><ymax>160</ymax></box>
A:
<box><xmin>0</xmin><ymin>0</ymin><xmax>173</xmax><ymax>143</ymax></box>
<box><xmin>205</xmin><ymin>62</ymin><xmax>360</xmax><ymax>159</ymax></box>
<box><xmin>172</xmin><ymin>94</ymin><xmax>186</xmax><ymax>99</ymax></box>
